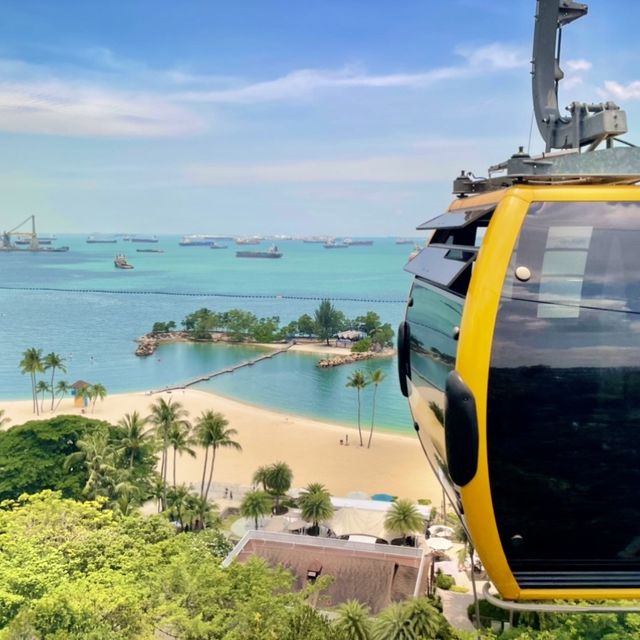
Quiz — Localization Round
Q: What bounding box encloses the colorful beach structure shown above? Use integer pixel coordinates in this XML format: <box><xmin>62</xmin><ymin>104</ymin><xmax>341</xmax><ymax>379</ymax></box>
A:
<box><xmin>70</xmin><ymin>380</ymin><xmax>90</xmax><ymax>408</ymax></box>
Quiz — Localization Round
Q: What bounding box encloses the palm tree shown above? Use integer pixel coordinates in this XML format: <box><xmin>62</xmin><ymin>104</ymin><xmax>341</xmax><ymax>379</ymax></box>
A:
<box><xmin>265</xmin><ymin>461</ymin><xmax>292</xmax><ymax>515</ymax></box>
<box><xmin>166</xmin><ymin>484</ymin><xmax>190</xmax><ymax>528</ymax></box>
<box><xmin>43</xmin><ymin>352</ymin><xmax>67</xmax><ymax>411</ymax></box>
<box><xmin>403</xmin><ymin>598</ymin><xmax>444</xmax><ymax>639</ymax></box>
<box><xmin>184</xmin><ymin>493</ymin><xmax>218</xmax><ymax>530</ymax></box>
<box><xmin>346</xmin><ymin>370</ymin><xmax>368</xmax><ymax>446</ymax></box>
<box><xmin>35</xmin><ymin>380</ymin><xmax>51</xmax><ymax>414</ymax></box>
<box><xmin>88</xmin><ymin>382</ymin><xmax>107</xmax><ymax>413</ymax></box>
<box><xmin>0</xmin><ymin>409</ymin><xmax>10</xmax><ymax>428</ymax></box>
<box><xmin>194</xmin><ymin>410</ymin><xmax>241</xmax><ymax>500</ymax></box>
<box><xmin>334</xmin><ymin>600</ymin><xmax>372</xmax><ymax>640</ymax></box>
<box><xmin>19</xmin><ymin>347</ymin><xmax>44</xmax><ymax>414</ymax></box>
<box><xmin>371</xmin><ymin>602</ymin><xmax>413</xmax><ymax>640</ymax></box>
<box><xmin>367</xmin><ymin>369</ymin><xmax>386</xmax><ymax>449</ymax></box>
<box><xmin>384</xmin><ymin>499</ymin><xmax>424</xmax><ymax>546</ymax></box>
<box><xmin>64</xmin><ymin>429</ymin><xmax>116</xmax><ymax>499</ymax></box>
<box><xmin>148</xmin><ymin>397</ymin><xmax>190</xmax><ymax>500</ymax></box>
<box><xmin>240</xmin><ymin>490</ymin><xmax>272</xmax><ymax>529</ymax></box>
<box><xmin>54</xmin><ymin>380</ymin><xmax>71</xmax><ymax>410</ymax></box>
<box><xmin>168</xmin><ymin>422</ymin><xmax>196</xmax><ymax>487</ymax></box>
<box><xmin>252</xmin><ymin>465</ymin><xmax>270</xmax><ymax>491</ymax></box>
<box><xmin>116</xmin><ymin>411</ymin><xmax>154</xmax><ymax>469</ymax></box>
<box><xmin>299</xmin><ymin>483</ymin><xmax>334</xmax><ymax>535</ymax></box>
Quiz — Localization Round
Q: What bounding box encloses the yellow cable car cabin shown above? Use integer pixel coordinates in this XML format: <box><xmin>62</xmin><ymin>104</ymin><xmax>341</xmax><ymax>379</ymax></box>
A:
<box><xmin>398</xmin><ymin>0</ymin><xmax>640</xmax><ymax>602</ymax></box>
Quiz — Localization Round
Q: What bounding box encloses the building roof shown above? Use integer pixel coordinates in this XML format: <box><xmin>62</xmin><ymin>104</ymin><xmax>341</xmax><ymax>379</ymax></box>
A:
<box><xmin>71</xmin><ymin>380</ymin><xmax>91</xmax><ymax>390</ymax></box>
<box><xmin>223</xmin><ymin>531</ymin><xmax>430</xmax><ymax>614</ymax></box>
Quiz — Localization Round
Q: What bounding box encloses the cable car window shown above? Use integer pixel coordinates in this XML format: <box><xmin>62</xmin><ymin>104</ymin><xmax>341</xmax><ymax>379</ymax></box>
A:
<box><xmin>488</xmin><ymin>201</ymin><xmax>640</xmax><ymax>589</ymax></box>
<box><xmin>405</xmin><ymin>279</ymin><xmax>462</xmax><ymax>508</ymax></box>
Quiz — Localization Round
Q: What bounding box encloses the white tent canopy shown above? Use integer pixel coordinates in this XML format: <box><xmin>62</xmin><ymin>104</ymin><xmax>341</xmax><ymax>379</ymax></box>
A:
<box><xmin>329</xmin><ymin>508</ymin><xmax>394</xmax><ymax>541</ymax></box>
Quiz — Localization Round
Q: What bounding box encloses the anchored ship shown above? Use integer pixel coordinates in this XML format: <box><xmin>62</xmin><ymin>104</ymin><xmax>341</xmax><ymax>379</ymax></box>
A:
<box><xmin>236</xmin><ymin>245</ymin><xmax>282</xmax><ymax>259</ymax></box>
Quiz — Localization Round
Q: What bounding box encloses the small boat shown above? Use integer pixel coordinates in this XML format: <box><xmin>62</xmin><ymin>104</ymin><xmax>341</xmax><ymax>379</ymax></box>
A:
<box><xmin>395</xmin><ymin>238</ymin><xmax>415</xmax><ymax>245</ymax></box>
<box><xmin>323</xmin><ymin>240</ymin><xmax>349</xmax><ymax>249</ymax></box>
<box><xmin>209</xmin><ymin>242</ymin><xmax>228</xmax><ymax>249</ymax></box>
<box><xmin>114</xmin><ymin>254</ymin><xmax>134</xmax><ymax>269</ymax></box>
<box><xmin>236</xmin><ymin>245</ymin><xmax>282</xmax><ymax>259</ymax></box>
<box><xmin>136</xmin><ymin>248</ymin><xmax>164</xmax><ymax>253</ymax></box>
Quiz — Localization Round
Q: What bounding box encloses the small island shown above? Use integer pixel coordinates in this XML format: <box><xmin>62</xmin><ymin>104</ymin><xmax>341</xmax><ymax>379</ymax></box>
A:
<box><xmin>136</xmin><ymin>301</ymin><xmax>395</xmax><ymax>364</ymax></box>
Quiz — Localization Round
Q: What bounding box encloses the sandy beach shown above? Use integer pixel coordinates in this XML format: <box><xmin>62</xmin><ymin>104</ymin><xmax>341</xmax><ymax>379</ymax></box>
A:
<box><xmin>0</xmin><ymin>385</ymin><xmax>441</xmax><ymax>503</ymax></box>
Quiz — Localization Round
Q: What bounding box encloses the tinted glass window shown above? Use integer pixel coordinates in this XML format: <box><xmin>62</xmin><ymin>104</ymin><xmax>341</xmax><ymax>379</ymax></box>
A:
<box><xmin>488</xmin><ymin>201</ymin><xmax>640</xmax><ymax>588</ymax></box>
<box><xmin>406</xmin><ymin>278</ymin><xmax>463</xmax><ymax>515</ymax></box>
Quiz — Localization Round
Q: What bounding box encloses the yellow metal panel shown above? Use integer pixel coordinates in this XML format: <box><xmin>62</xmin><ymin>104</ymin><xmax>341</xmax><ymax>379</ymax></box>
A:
<box><xmin>455</xmin><ymin>190</ymin><xmax>529</xmax><ymax>600</ymax></box>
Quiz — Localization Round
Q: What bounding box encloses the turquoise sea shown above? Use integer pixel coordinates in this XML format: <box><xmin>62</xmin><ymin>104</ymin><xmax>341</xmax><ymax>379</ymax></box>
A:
<box><xmin>0</xmin><ymin>236</ymin><xmax>419</xmax><ymax>433</ymax></box>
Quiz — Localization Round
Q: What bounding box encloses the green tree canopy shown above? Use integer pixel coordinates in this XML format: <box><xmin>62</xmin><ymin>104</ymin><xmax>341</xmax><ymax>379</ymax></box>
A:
<box><xmin>240</xmin><ymin>489</ymin><xmax>273</xmax><ymax>529</ymax></box>
<box><xmin>0</xmin><ymin>416</ymin><xmax>97</xmax><ymax>501</ymax></box>
<box><xmin>314</xmin><ymin>299</ymin><xmax>345</xmax><ymax>345</ymax></box>
<box><xmin>384</xmin><ymin>499</ymin><xmax>424</xmax><ymax>545</ymax></box>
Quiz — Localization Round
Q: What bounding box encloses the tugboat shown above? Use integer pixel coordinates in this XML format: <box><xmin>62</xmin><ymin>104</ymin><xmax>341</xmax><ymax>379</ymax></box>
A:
<box><xmin>236</xmin><ymin>245</ymin><xmax>282</xmax><ymax>259</ymax></box>
<box><xmin>114</xmin><ymin>254</ymin><xmax>134</xmax><ymax>269</ymax></box>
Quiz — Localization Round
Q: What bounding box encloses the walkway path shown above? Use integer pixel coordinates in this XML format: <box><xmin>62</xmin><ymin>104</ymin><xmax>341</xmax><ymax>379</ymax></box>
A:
<box><xmin>150</xmin><ymin>344</ymin><xmax>293</xmax><ymax>394</ymax></box>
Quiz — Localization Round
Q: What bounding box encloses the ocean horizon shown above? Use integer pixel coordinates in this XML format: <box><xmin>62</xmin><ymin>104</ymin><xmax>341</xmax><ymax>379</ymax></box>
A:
<box><xmin>0</xmin><ymin>235</ymin><xmax>418</xmax><ymax>433</ymax></box>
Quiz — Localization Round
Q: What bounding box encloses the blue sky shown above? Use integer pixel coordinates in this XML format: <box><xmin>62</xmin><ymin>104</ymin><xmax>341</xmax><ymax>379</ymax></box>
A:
<box><xmin>0</xmin><ymin>0</ymin><xmax>639</xmax><ymax>236</ymax></box>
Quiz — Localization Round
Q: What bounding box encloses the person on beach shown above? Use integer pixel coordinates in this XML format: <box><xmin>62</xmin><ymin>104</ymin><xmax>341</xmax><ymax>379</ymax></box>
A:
<box><xmin>345</xmin><ymin>434</ymin><xmax>349</xmax><ymax>446</ymax></box>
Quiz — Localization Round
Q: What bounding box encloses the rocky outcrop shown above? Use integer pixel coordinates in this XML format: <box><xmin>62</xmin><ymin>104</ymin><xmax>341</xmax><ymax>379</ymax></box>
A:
<box><xmin>135</xmin><ymin>331</ymin><xmax>191</xmax><ymax>357</ymax></box>
<box><xmin>316</xmin><ymin>353</ymin><xmax>375</xmax><ymax>368</ymax></box>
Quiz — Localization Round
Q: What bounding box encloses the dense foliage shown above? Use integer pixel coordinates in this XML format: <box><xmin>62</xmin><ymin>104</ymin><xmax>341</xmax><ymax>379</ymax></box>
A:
<box><xmin>0</xmin><ymin>416</ymin><xmax>98</xmax><ymax>501</ymax></box>
<box><xmin>153</xmin><ymin>301</ymin><xmax>395</xmax><ymax>347</ymax></box>
<box><xmin>0</xmin><ymin>492</ymin><xmax>471</xmax><ymax>639</ymax></box>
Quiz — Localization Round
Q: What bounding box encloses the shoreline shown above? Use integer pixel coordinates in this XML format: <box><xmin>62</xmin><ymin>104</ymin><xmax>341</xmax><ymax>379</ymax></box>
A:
<box><xmin>0</xmin><ymin>387</ymin><xmax>439</xmax><ymax>503</ymax></box>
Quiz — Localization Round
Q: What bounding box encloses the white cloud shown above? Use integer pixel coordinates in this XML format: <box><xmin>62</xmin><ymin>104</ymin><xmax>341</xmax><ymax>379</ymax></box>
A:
<box><xmin>565</xmin><ymin>59</ymin><xmax>592</xmax><ymax>72</ymax></box>
<box><xmin>456</xmin><ymin>43</ymin><xmax>528</xmax><ymax>70</ymax></box>
<box><xmin>0</xmin><ymin>81</ymin><xmax>205</xmax><ymax>138</ymax></box>
<box><xmin>175</xmin><ymin>42</ymin><xmax>526</xmax><ymax>105</ymax></box>
<box><xmin>602</xmin><ymin>80</ymin><xmax>640</xmax><ymax>101</ymax></box>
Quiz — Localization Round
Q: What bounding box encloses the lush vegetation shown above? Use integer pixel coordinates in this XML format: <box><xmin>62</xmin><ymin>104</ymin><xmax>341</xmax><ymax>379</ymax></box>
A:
<box><xmin>150</xmin><ymin>300</ymin><xmax>395</xmax><ymax>347</ymax></box>
<box><xmin>0</xmin><ymin>416</ymin><xmax>93</xmax><ymax>501</ymax></box>
<box><xmin>0</xmin><ymin>489</ymin><xmax>463</xmax><ymax>639</ymax></box>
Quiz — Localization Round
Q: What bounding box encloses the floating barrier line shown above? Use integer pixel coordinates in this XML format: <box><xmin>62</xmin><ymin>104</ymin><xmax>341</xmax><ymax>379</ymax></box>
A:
<box><xmin>150</xmin><ymin>344</ymin><xmax>293</xmax><ymax>394</ymax></box>
<box><xmin>0</xmin><ymin>285</ymin><xmax>405</xmax><ymax>304</ymax></box>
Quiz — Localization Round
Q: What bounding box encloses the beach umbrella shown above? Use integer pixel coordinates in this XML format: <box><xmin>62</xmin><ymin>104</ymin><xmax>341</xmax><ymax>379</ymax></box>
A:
<box><xmin>371</xmin><ymin>493</ymin><xmax>396</xmax><ymax>502</ymax></box>
<box><xmin>428</xmin><ymin>537</ymin><xmax>454</xmax><ymax>552</ymax></box>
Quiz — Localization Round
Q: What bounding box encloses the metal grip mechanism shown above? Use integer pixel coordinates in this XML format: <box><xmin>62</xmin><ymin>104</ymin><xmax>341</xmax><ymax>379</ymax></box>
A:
<box><xmin>532</xmin><ymin>0</ymin><xmax>627</xmax><ymax>151</ymax></box>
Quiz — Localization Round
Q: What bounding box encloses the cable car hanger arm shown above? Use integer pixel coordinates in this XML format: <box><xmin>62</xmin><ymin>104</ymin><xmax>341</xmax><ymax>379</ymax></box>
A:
<box><xmin>532</xmin><ymin>0</ymin><xmax>627</xmax><ymax>151</ymax></box>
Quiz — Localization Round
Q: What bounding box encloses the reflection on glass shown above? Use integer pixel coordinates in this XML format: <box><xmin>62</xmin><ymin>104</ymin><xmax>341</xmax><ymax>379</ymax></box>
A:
<box><xmin>406</xmin><ymin>279</ymin><xmax>462</xmax><ymax>513</ymax></box>
<box><xmin>489</xmin><ymin>201</ymin><xmax>640</xmax><ymax>588</ymax></box>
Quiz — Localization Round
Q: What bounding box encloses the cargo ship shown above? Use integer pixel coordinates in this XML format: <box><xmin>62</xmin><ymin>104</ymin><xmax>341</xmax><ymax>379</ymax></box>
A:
<box><xmin>344</xmin><ymin>238</ymin><xmax>373</xmax><ymax>246</ymax></box>
<box><xmin>131</xmin><ymin>235</ymin><xmax>159</xmax><ymax>243</ymax></box>
<box><xmin>236</xmin><ymin>245</ymin><xmax>282</xmax><ymax>259</ymax></box>
<box><xmin>87</xmin><ymin>235</ymin><xmax>117</xmax><ymax>244</ymax></box>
